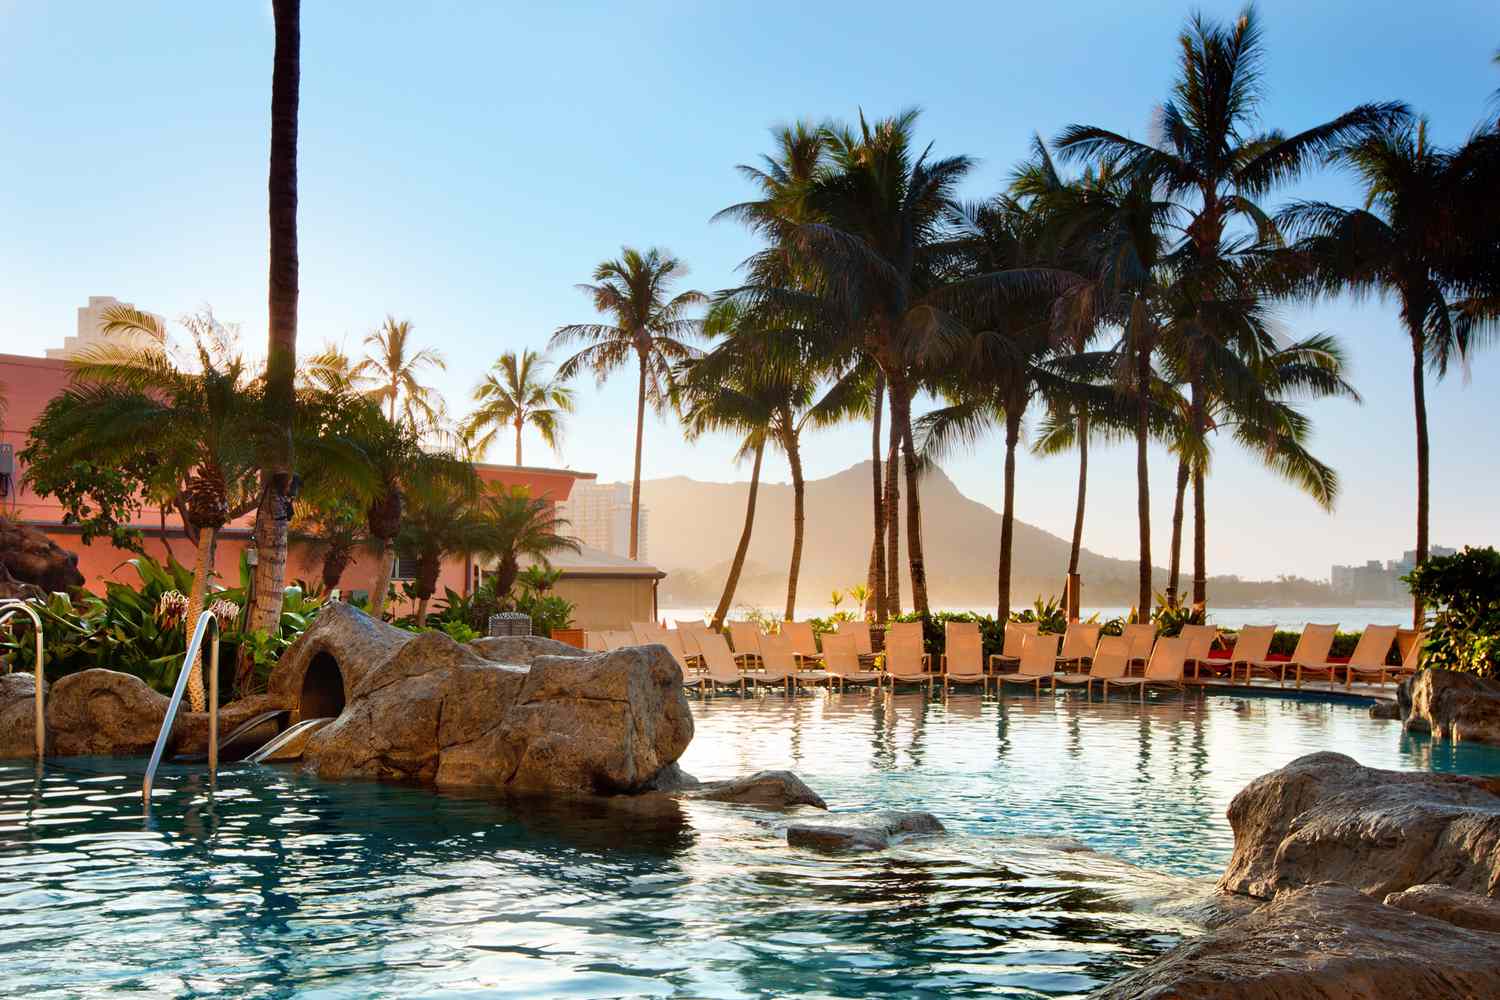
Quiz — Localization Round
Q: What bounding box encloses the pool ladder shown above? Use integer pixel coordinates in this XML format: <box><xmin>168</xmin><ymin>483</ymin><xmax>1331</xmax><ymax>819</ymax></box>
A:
<box><xmin>0</xmin><ymin>599</ymin><xmax>45</xmax><ymax>759</ymax></box>
<box><xmin>142</xmin><ymin>612</ymin><xmax>221</xmax><ymax>809</ymax></box>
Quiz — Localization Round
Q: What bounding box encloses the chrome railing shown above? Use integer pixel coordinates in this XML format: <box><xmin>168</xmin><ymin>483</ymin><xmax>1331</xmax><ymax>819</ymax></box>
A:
<box><xmin>0</xmin><ymin>600</ymin><xmax>45</xmax><ymax>759</ymax></box>
<box><xmin>142</xmin><ymin>611</ymin><xmax>220</xmax><ymax>809</ymax></box>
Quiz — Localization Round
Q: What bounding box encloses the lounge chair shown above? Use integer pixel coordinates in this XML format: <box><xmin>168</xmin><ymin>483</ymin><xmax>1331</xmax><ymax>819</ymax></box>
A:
<box><xmin>656</xmin><ymin>630</ymin><xmax>699</xmax><ymax>676</ymax></box>
<box><xmin>820</xmin><ymin>633</ymin><xmax>882</xmax><ymax>691</ymax></box>
<box><xmin>1180</xmin><ymin>624</ymin><xmax>1223</xmax><ymax>679</ymax></box>
<box><xmin>1340</xmin><ymin>625</ymin><xmax>1401</xmax><ymax>688</ymax></box>
<box><xmin>1120</xmin><ymin>624</ymin><xmax>1156</xmax><ymax>670</ymax></box>
<box><xmin>1273</xmin><ymin>624</ymin><xmax>1340</xmax><ymax>688</ymax></box>
<box><xmin>940</xmin><ymin>631</ymin><xmax>989</xmax><ymax>694</ymax></box>
<box><xmin>583</xmin><ymin>630</ymin><xmax>608</xmax><ymax>652</ymax></box>
<box><xmin>601</xmin><ymin>630</ymin><xmax>635</xmax><ymax>650</ymax></box>
<box><xmin>684</xmin><ymin>633</ymin><xmax>747</xmax><ymax>696</ymax></box>
<box><xmin>759</xmin><ymin>633</ymin><xmax>829</xmax><ymax>693</ymax></box>
<box><xmin>673</xmin><ymin>620</ymin><xmax>711</xmax><ymax>656</ymax></box>
<box><xmin>1055</xmin><ymin>622</ymin><xmax>1102</xmax><ymax>668</ymax></box>
<box><xmin>998</xmin><ymin>633</ymin><xmax>1061</xmax><ymax>695</ymax></box>
<box><xmin>1223</xmin><ymin>625</ymin><xmax>1277</xmax><ymax>683</ymax></box>
<box><xmin>882</xmin><ymin>634</ymin><xmax>933</xmax><ymax>692</ymax></box>
<box><xmin>1394</xmin><ymin>630</ymin><xmax>1425</xmax><ymax>681</ymax></box>
<box><xmin>887</xmin><ymin>621</ymin><xmax>925</xmax><ymax>648</ymax></box>
<box><xmin>1102</xmin><ymin>636</ymin><xmax>1188</xmax><ymax>701</ymax></box>
<box><xmin>727</xmin><ymin>621</ymin><xmax>765</xmax><ymax>668</ymax></box>
<box><xmin>781</xmin><ymin>621</ymin><xmax>821</xmax><ymax>664</ymax></box>
<box><xmin>1052</xmin><ymin>634</ymin><xmax>1131</xmax><ymax>697</ymax></box>
<box><xmin>988</xmin><ymin>621</ymin><xmax>1040</xmax><ymax>673</ymax></box>
<box><xmin>631</xmin><ymin>621</ymin><xmax>667</xmax><ymax>645</ymax></box>
<box><xmin>944</xmin><ymin>620</ymin><xmax>980</xmax><ymax>644</ymax></box>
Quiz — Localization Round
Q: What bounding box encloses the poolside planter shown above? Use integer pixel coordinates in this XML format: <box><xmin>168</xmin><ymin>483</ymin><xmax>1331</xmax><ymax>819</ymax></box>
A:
<box><xmin>550</xmin><ymin>627</ymin><xmax>585</xmax><ymax>648</ymax></box>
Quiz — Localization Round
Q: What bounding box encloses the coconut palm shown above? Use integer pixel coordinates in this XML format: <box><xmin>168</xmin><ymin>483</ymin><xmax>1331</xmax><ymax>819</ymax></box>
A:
<box><xmin>1056</xmin><ymin>3</ymin><xmax>1406</xmax><ymax>606</ymax></box>
<box><xmin>481</xmin><ymin>486</ymin><xmax>581</xmax><ymax>599</ymax></box>
<box><xmin>461</xmin><ymin>350</ymin><xmax>575</xmax><ymax>465</ymax></box>
<box><xmin>1279</xmin><ymin>119</ymin><xmax>1497</xmax><ymax>625</ymax></box>
<box><xmin>359</xmin><ymin>317</ymin><xmax>447</xmax><ymax>430</ymax></box>
<box><xmin>396</xmin><ymin>472</ymin><xmax>496</xmax><ymax>627</ymax></box>
<box><xmin>550</xmin><ymin>247</ymin><xmax>706</xmax><ymax>560</ymax></box>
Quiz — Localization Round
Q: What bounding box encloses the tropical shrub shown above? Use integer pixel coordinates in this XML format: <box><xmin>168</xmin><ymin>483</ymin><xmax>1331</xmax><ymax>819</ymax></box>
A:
<box><xmin>1405</xmin><ymin>546</ymin><xmax>1500</xmax><ymax>678</ymax></box>
<box><xmin>1151</xmin><ymin>595</ymin><xmax>1207</xmax><ymax>637</ymax></box>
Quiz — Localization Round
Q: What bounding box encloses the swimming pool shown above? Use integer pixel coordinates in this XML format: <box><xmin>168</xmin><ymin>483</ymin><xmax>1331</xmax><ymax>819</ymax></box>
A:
<box><xmin>4</xmin><ymin>691</ymin><xmax>1498</xmax><ymax>998</ymax></box>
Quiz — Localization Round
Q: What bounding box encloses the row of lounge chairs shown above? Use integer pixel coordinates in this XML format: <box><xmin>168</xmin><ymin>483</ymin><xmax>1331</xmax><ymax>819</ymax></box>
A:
<box><xmin>581</xmin><ymin>618</ymin><xmax>1423</xmax><ymax>698</ymax></box>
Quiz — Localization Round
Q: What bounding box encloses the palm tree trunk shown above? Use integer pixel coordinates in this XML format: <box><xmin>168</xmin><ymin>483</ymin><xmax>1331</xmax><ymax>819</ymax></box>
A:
<box><xmin>711</xmin><ymin>438</ymin><xmax>766</xmax><ymax>630</ymax></box>
<box><xmin>1135</xmin><ymin>354</ymin><xmax>1153</xmax><ymax>620</ymax></box>
<box><xmin>1067</xmin><ymin>410</ymin><xmax>1088</xmax><ymax>576</ymax></box>
<box><xmin>1166</xmin><ymin>454</ymin><xmax>1189</xmax><ymax>607</ymax></box>
<box><xmin>998</xmin><ymin>410</ymin><xmax>1021</xmax><ymax>622</ymax></box>
<box><xmin>515</xmin><ymin>417</ymin><xmax>523</xmax><ymax>466</ymax></box>
<box><xmin>321</xmin><ymin>540</ymin><xmax>353</xmax><ymax>593</ymax></box>
<box><xmin>1411</xmin><ymin>330</ymin><xmax>1430</xmax><ymax>628</ymax></box>
<box><xmin>868</xmin><ymin>375</ymin><xmax>887</xmax><ymax>622</ymax></box>
<box><xmin>415</xmin><ymin>597</ymin><xmax>430</xmax><ymax>627</ymax></box>
<box><xmin>884</xmin><ymin>426</ymin><xmax>901</xmax><ymax>616</ymax></box>
<box><xmin>184</xmin><ymin>526</ymin><xmax>216</xmax><ymax>712</ymax></box>
<box><xmin>241</xmin><ymin>484</ymin><xmax>290</xmax><ymax>696</ymax></box>
<box><xmin>1190</xmin><ymin>377</ymin><xmax>1208</xmax><ymax>608</ymax></box>
<box><xmin>629</xmin><ymin>355</ymin><xmax>647</xmax><ymax>560</ymax></box>
<box><xmin>368</xmin><ymin>538</ymin><xmax>394</xmax><ymax>619</ymax></box>
<box><xmin>894</xmin><ymin>381</ymin><xmax>930</xmax><ymax>616</ymax></box>
<box><xmin>783</xmin><ymin>427</ymin><xmax>805</xmax><ymax>621</ymax></box>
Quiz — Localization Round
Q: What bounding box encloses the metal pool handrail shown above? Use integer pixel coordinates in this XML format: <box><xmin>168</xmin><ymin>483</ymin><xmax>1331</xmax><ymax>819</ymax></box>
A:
<box><xmin>0</xmin><ymin>600</ymin><xmax>45</xmax><ymax>758</ymax></box>
<box><xmin>142</xmin><ymin>611</ymin><xmax>220</xmax><ymax>809</ymax></box>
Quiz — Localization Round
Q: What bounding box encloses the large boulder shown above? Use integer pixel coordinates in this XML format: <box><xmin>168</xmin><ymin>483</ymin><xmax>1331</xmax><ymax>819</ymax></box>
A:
<box><xmin>1217</xmin><ymin>752</ymin><xmax>1500</xmax><ymax>900</ymax></box>
<box><xmin>678</xmin><ymin>769</ymin><xmax>828</xmax><ymax>809</ymax></box>
<box><xmin>0</xmin><ymin>517</ymin><xmax>84</xmax><ymax>595</ymax></box>
<box><xmin>1383</xmin><ymin>883</ymin><xmax>1500</xmax><ymax>934</ymax></box>
<box><xmin>266</xmin><ymin>600</ymin><xmax>413</xmax><ymax>718</ymax></box>
<box><xmin>1096</xmin><ymin>884</ymin><xmax>1500</xmax><ymax>1000</ymax></box>
<box><xmin>46</xmin><ymin>668</ymin><xmax>169</xmax><ymax>756</ymax></box>
<box><xmin>0</xmin><ymin>671</ymin><xmax>45</xmax><ymax>756</ymax></box>
<box><xmin>1403</xmin><ymin>668</ymin><xmax>1500</xmax><ymax>745</ymax></box>
<box><xmin>785</xmin><ymin>810</ymin><xmax>944</xmax><ymax>852</ymax></box>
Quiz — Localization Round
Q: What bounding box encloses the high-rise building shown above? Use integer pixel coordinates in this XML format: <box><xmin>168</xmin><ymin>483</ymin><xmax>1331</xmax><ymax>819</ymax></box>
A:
<box><xmin>1330</xmin><ymin>545</ymin><xmax>1457</xmax><ymax>601</ymax></box>
<box><xmin>45</xmin><ymin>296</ymin><xmax>165</xmax><ymax>360</ymax></box>
<box><xmin>558</xmin><ymin>481</ymin><xmax>649</xmax><ymax>561</ymax></box>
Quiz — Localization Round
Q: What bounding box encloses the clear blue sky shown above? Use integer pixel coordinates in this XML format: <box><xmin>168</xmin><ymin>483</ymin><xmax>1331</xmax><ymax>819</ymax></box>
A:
<box><xmin>2</xmin><ymin>1</ymin><xmax>1495</xmax><ymax>581</ymax></box>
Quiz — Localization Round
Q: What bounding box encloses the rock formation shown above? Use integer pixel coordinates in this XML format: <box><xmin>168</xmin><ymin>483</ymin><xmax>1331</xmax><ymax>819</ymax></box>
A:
<box><xmin>45</xmin><ymin>668</ymin><xmax>169</xmax><ymax>756</ymax></box>
<box><xmin>1383</xmin><ymin>883</ymin><xmax>1500</xmax><ymax>934</ymax></box>
<box><xmin>0</xmin><ymin>517</ymin><xmax>84</xmax><ymax>596</ymax></box>
<box><xmin>0</xmin><ymin>671</ymin><xmax>44</xmax><ymax>756</ymax></box>
<box><xmin>1402</xmin><ymin>668</ymin><xmax>1500</xmax><ymax>745</ymax></box>
<box><xmin>784</xmin><ymin>810</ymin><xmax>945</xmax><ymax>852</ymax></box>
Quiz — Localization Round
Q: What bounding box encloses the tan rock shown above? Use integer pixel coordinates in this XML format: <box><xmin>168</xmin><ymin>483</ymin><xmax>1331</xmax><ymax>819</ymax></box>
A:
<box><xmin>0</xmin><ymin>671</ymin><xmax>45</xmax><ymax>756</ymax></box>
<box><xmin>266</xmin><ymin>600</ymin><xmax>413</xmax><ymax>721</ymax></box>
<box><xmin>680</xmin><ymin>770</ymin><xmax>828</xmax><ymax>809</ymax></box>
<box><xmin>45</xmin><ymin>668</ymin><xmax>168</xmax><ymax>756</ymax></box>
<box><xmin>1383</xmin><ymin>883</ymin><xmax>1500</xmax><ymax>934</ymax></box>
<box><xmin>785</xmin><ymin>810</ymin><xmax>944</xmax><ymax>852</ymax></box>
<box><xmin>1404</xmin><ymin>668</ymin><xmax>1500</xmax><ymax>745</ymax></box>
<box><xmin>1217</xmin><ymin>751</ymin><xmax>1500</xmax><ymax>900</ymax></box>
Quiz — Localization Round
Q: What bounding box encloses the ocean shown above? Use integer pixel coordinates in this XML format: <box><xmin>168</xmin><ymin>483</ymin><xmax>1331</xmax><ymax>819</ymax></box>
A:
<box><xmin>658</xmin><ymin>605</ymin><xmax>1416</xmax><ymax>632</ymax></box>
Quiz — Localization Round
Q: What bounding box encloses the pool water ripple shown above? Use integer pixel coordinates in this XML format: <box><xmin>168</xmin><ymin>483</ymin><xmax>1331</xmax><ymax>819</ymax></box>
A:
<box><xmin>3</xmin><ymin>691</ymin><xmax>1499</xmax><ymax>998</ymax></box>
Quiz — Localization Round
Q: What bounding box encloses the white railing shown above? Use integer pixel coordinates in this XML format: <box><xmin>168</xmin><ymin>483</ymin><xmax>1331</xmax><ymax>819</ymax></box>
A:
<box><xmin>0</xmin><ymin>600</ymin><xmax>45</xmax><ymax>759</ymax></box>
<box><xmin>142</xmin><ymin>611</ymin><xmax>220</xmax><ymax>809</ymax></box>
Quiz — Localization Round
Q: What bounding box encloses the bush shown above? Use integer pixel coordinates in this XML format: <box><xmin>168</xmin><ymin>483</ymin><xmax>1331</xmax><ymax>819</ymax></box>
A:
<box><xmin>1405</xmin><ymin>546</ymin><xmax>1500</xmax><ymax>678</ymax></box>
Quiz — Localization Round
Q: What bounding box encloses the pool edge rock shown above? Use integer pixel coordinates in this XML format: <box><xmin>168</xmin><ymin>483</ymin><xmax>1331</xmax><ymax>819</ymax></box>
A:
<box><xmin>1402</xmin><ymin>668</ymin><xmax>1500</xmax><ymax>745</ymax></box>
<box><xmin>784</xmin><ymin>810</ymin><xmax>945</xmax><ymax>852</ymax></box>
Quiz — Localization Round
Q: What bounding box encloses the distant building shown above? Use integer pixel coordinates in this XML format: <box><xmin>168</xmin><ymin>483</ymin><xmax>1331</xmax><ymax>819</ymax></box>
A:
<box><xmin>559</xmin><ymin>481</ymin><xmax>649</xmax><ymax>561</ymax></box>
<box><xmin>1331</xmin><ymin>545</ymin><xmax>1456</xmax><ymax>601</ymax></box>
<box><xmin>44</xmin><ymin>295</ymin><xmax>165</xmax><ymax>360</ymax></box>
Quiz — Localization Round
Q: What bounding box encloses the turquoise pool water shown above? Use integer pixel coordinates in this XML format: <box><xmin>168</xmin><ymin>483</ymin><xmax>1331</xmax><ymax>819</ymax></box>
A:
<box><xmin>4</xmin><ymin>691</ymin><xmax>1499</xmax><ymax>998</ymax></box>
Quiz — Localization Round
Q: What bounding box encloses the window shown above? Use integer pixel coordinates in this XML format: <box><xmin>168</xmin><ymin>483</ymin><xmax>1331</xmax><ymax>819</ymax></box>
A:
<box><xmin>392</xmin><ymin>552</ymin><xmax>418</xmax><ymax>581</ymax></box>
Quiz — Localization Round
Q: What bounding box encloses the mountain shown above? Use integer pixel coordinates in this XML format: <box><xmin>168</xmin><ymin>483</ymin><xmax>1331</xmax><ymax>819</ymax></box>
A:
<box><xmin>640</xmin><ymin>461</ymin><xmax>1150</xmax><ymax>609</ymax></box>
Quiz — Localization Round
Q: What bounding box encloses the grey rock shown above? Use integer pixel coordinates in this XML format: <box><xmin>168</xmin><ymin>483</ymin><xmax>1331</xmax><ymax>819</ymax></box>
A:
<box><xmin>1368</xmin><ymin>699</ymin><xmax>1400</xmax><ymax>720</ymax></box>
<box><xmin>0</xmin><ymin>515</ymin><xmax>84</xmax><ymax>594</ymax></box>
<box><xmin>1383</xmin><ymin>883</ymin><xmax>1500</xmax><ymax>934</ymax></box>
<box><xmin>1403</xmin><ymin>668</ymin><xmax>1500</xmax><ymax>745</ymax></box>
<box><xmin>0</xmin><ymin>671</ymin><xmax>45</xmax><ymax>756</ymax></box>
<box><xmin>679</xmin><ymin>769</ymin><xmax>828</xmax><ymax>809</ymax></box>
<box><xmin>266</xmin><ymin>600</ymin><xmax>413</xmax><ymax>720</ymax></box>
<box><xmin>470</xmin><ymin>635</ymin><xmax>589</xmax><ymax>666</ymax></box>
<box><xmin>1096</xmin><ymin>884</ymin><xmax>1500</xmax><ymax>1000</ymax></box>
<box><xmin>1217</xmin><ymin>751</ymin><xmax>1500</xmax><ymax>900</ymax></box>
<box><xmin>785</xmin><ymin>810</ymin><xmax>945</xmax><ymax>852</ymax></box>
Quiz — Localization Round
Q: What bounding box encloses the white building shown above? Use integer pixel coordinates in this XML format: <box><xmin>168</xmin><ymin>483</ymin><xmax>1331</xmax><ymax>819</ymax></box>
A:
<box><xmin>559</xmin><ymin>481</ymin><xmax>649</xmax><ymax>561</ymax></box>
<box><xmin>44</xmin><ymin>296</ymin><xmax>164</xmax><ymax>360</ymax></box>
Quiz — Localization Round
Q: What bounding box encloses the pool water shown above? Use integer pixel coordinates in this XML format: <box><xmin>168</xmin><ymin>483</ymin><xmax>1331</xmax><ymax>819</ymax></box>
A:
<box><xmin>3</xmin><ymin>691</ymin><xmax>1498</xmax><ymax>999</ymax></box>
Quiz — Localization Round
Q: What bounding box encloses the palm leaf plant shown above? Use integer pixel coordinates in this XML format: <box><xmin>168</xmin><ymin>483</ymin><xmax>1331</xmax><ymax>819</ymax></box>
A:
<box><xmin>358</xmin><ymin>316</ymin><xmax>448</xmax><ymax>431</ymax></box>
<box><xmin>461</xmin><ymin>350</ymin><xmax>575</xmax><ymax>465</ymax></box>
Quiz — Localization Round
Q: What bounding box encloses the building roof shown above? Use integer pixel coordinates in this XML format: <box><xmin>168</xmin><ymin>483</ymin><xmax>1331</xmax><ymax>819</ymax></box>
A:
<box><xmin>516</xmin><ymin>544</ymin><xmax>665</xmax><ymax>579</ymax></box>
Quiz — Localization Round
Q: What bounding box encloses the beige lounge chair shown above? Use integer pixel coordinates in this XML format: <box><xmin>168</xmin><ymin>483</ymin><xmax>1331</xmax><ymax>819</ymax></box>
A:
<box><xmin>988</xmin><ymin>621</ymin><xmax>1040</xmax><ymax>672</ymax></box>
<box><xmin>1120</xmin><ymin>624</ymin><xmax>1156</xmax><ymax>670</ymax></box>
<box><xmin>1180</xmin><ymin>624</ymin><xmax>1225</xmax><ymax>679</ymax></box>
<box><xmin>941</xmin><ymin>631</ymin><xmax>989</xmax><ymax>694</ymax></box>
<box><xmin>998</xmin><ymin>633</ymin><xmax>1060</xmax><ymax>695</ymax></box>
<box><xmin>836</xmin><ymin>619</ymin><xmax>879</xmax><ymax>665</ymax></box>
<box><xmin>654</xmin><ymin>630</ymin><xmax>698</xmax><ymax>676</ymax></box>
<box><xmin>1340</xmin><ymin>625</ymin><xmax>1401</xmax><ymax>688</ymax></box>
<box><xmin>1274</xmin><ymin>624</ymin><xmax>1340</xmax><ymax>688</ymax></box>
<box><xmin>601</xmin><ymin>629</ymin><xmax>635</xmax><ymax>650</ymax></box>
<box><xmin>584</xmin><ymin>630</ymin><xmax>608</xmax><ymax>652</ymax></box>
<box><xmin>781</xmin><ymin>621</ymin><xmax>821</xmax><ymax>663</ymax></box>
<box><xmin>887</xmin><ymin>621</ymin><xmax>924</xmax><ymax>648</ymax></box>
<box><xmin>1394</xmin><ymin>630</ymin><xmax>1425</xmax><ymax>680</ymax></box>
<box><xmin>631</xmin><ymin>621</ymin><xmax>667</xmax><ymax>645</ymax></box>
<box><xmin>685</xmin><ymin>633</ymin><xmax>747</xmax><ymax>696</ymax></box>
<box><xmin>944</xmin><ymin>620</ymin><xmax>980</xmax><ymax>644</ymax></box>
<box><xmin>882</xmin><ymin>634</ymin><xmax>933</xmax><ymax>692</ymax></box>
<box><xmin>1103</xmin><ymin>636</ymin><xmax>1188</xmax><ymax>701</ymax></box>
<box><xmin>727</xmin><ymin>621</ymin><xmax>764</xmax><ymax>668</ymax></box>
<box><xmin>759</xmin><ymin>633</ymin><xmax>829</xmax><ymax>693</ymax></box>
<box><xmin>1055</xmin><ymin>622</ymin><xmax>1102</xmax><ymax>668</ymax></box>
<box><xmin>1224</xmin><ymin>625</ymin><xmax>1277</xmax><ymax>683</ymax></box>
<box><xmin>820</xmin><ymin>633</ymin><xmax>881</xmax><ymax>691</ymax></box>
<box><xmin>673</xmin><ymin>620</ymin><xmax>711</xmax><ymax>656</ymax></box>
<box><xmin>1052</xmin><ymin>634</ymin><xmax>1131</xmax><ymax>696</ymax></box>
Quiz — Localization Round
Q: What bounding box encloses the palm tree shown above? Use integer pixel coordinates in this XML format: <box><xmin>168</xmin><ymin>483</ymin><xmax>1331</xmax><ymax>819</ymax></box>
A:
<box><xmin>481</xmin><ymin>486</ymin><xmax>581</xmax><ymax>599</ymax></box>
<box><xmin>61</xmin><ymin>309</ymin><xmax>263</xmax><ymax>709</ymax></box>
<box><xmin>1057</xmin><ymin>3</ymin><xmax>1406</xmax><ymax>607</ymax></box>
<box><xmin>461</xmin><ymin>350</ymin><xmax>574</xmax><ymax>465</ymax></box>
<box><xmin>1279</xmin><ymin>119</ymin><xmax>1496</xmax><ymax>625</ymax></box>
<box><xmin>397</xmin><ymin>472</ymin><xmax>496</xmax><ymax>627</ymax></box>
<box><xmin>359</xmin><ymin>317</ymin><xmax>447</xmax><ymax>430</ymax></box>
<box><xmin>550</xmin><ymin>247</ymin><xmax>706</xmax><ymax>560</ymax></box>
<box><xmin>295</xmin><ymin>497</ymin><xmax>364</xmax><ymax>593</ymax></box>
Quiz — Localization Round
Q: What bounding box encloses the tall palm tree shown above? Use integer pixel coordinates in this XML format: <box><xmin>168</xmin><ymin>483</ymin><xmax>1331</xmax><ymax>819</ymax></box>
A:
<box><xmin>1057</xmin><ymin>3</ymin><xmax>1406</xmax><ymax>607</ymax></box>
<box><xmin>1279</xmin><ymin>119</ymin><xmax>1496</xmax><ymax>625</ymax></box>
<box><xmin>551</xmin><ymin>247</ymin><xmax>706</xmax><ymax>560</ymax></box>
<box><xmin>359</xmin><ymin>317</ymin><xmax>447</xmax><ymax>430</ymax></box>
<box><xmin>481</xmin><ymin>485</ymin><xmax>581</xmax><ymax>599</ymax></box>
<box><xmin>461</xmin><ymin>350</ymin><xmax>575</xmax><ymax>465</ymax></box>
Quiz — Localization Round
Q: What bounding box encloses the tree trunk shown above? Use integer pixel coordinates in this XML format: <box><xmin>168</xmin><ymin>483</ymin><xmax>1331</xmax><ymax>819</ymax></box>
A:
<box><xmin>515</xmin><ymin>417</ymin><xmax>523</xmax><ymax>466</ymax></box>
<box><xmin>1135</xmin><ymin>351</ymin><xmax>1153</xmax><ymax>620</ymax></box>
<box><xmin>184</xmin><ymin>526</ymin><xmax>216</xmax><ymax>712</ymax></box>
<box><xmin>784</xmin><ymin>426</ymin><xmax>805</xmax><ymax>621</ymax></box>
<box><xmin>1189</xmin><ymin>375</ymin><xmax>1208</xmax><ymax>609</ymax></box>
<box><xmin>998</xmin><ymin>410</ymin><xmax>1021</xmax><ymax>622</ymax></box>
<box><xmin>898</xmin><ymin>385</ymin><xmax>930</xmax><ymax>617</ymax></box>
<box><xmin>711</xmin><ymin>438</ymin><xmax>765</xmax><ymax>630</ymax></box>
<box><xmin>884</xmin><ymin>424</ymin><xmax>901</xmax><ymax>616</ymax></box>
<box><xmin>321</xmin><ymin>540</ymin><xmax>353</xmax><ymax>594</ymax></box>
<box><xmin>252</xmin><ymin>0</ymin><xmax>300</xmax><ymax>660</ymax></box>
<box><xmin>368</xmin><ymin>538</ymin><xmax>394</xmax><ymax>619</ymax></box>
<box><xmin>415</xmin><ymin>597</ymin><xmax>430</xmax><ymax>627</ymax></box>
<box><xmin>1411</xmin><ymin>329</ymin><xmax>1430</xmax><ymax>628</ymax></box>
<box><xmin>629</xmin><ymin>354</ymin><xmax>647</xmax><ymax>560</ymax></box>
<box><xmin>868</xmin><ymin>374</ymin><xmax>887</xmax><ymax>622</ymax></box>
<box><xmin>1166</xmin><ymin>453</ymin><xmax>1189</xmax><ymax>607</ymax></box>
<box><xmin>1067</xmin><ymin>409</ymin><xmax>1088</xmax><ymax>576</ymax></box>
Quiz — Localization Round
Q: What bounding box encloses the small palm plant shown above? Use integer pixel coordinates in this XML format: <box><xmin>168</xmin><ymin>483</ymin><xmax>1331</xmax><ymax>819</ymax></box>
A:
<box><xmin>482</xmin><ymin>486</ymin><xmax>580</xmax><ymax>600</ymax></box>
<box><xmin>461</xmin><ymin>350</ymin><xmax>574</xmax><ymax>465</ymax></box>
<box><xmin>359</xmin><ymin>317</ymin><xmax>447</xmax><ymax>431</ymax></box>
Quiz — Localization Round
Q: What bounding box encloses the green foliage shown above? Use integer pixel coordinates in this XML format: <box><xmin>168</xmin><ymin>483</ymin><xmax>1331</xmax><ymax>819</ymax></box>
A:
<box><xmin>1008</xmin><ymin>595</ymin><xmax>1069</xmax><ymax>633</ymax></box>
<box><xmin>1405</xmin><ymin>546</ymin><xmax>1500</xmax><ymax>678</ymax></box>
<box><xmin>1151</xmin><ymin>595</ymin><xmax>1206</xmax><ymax>637</ymax></box>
